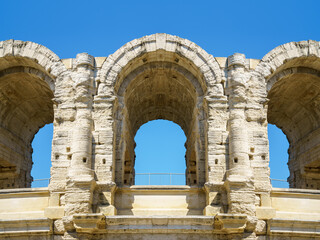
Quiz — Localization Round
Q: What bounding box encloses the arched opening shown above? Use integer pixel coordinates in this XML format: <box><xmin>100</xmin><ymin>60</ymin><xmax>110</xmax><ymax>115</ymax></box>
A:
<box><xmin>268</xmin><ymin>124</ymin><xmax>289</xmax><ymax>188</ymax></box>
<box><xmin>0</xmin><ymin>56</ymin><xmax>55</xmax><ymax>189</ymax></box>
<box><xmin>112</xmin><ymin>50</ymin><xmax>207</xmax><ymax>187</ymax></box>
<box><xmin>134</xmin><ymin>120</ymin><xmax>186</xmax><ymax>185</ymax></box>
<box><xmin>31</xmin><ymin>123</ymin><xmax>53</xmax><ymax>187</ymax></box>
<box><xmin>267</xmin><ymin>56</ymin><xmax>320</xmax><ymax>189</ymax></box>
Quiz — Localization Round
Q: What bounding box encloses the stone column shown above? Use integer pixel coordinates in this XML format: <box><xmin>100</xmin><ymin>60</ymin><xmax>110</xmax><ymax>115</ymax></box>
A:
<box><xmin>93</xmin><ymin>81</ymin><xmax>117</xmax><ymax>215</ymax></box>
<box><xmin>204</xmin><ymin>83</ymin><xmax>228</xmax><ymax>216</ymax></box>
<box><xmin>225</xmin><ymin>53</ymin><xmax>256</xmax><ymax>218</ymax></box>
<box><xmin>197</xmin><ymin>97</ymin><xmax>208</xmax><ymax>186</ymax></box>
<box><xmin>65</xmin><ymin>53</ymin><xmax>95</xmax><ymax>216</ymax></box>
<box><xmin>46</xmin><ymin>72</ymin><xmax>75</xmax><ymax>220</ymax></box>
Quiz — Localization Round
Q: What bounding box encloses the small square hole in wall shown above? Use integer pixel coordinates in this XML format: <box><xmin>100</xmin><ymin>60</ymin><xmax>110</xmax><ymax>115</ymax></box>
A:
<box><xmin>67</xmin><ymin>154</ymin><xmax>72</xmax><ymax>160</ymax></box>
<box><xmin>261</xmin><ymin>155</ymin><xmax>266</xmax><ymax>160</ymax></box>
<box><xmin>66</xmin><ymin>147</ymin><xmax>70</xmax><ymax>152</ymax></box>
<box><xmin>234</xmin><ymin>158</ymin><xmax>238</xmax><ymax>163</ymax></box>
<box><xmin>249</xmin><ymin>154</ymin><xmax>253</xmax><ymax>160</ymax></box>
<box><xmin>250</xmin><ymin>147</ymin><xmax>255</xmax><ymax>153</ymax></box>
<box><xmin>83</xmin><ymin>157</ymin><xmax>87</xmax><ymax>163</ymax></box>
<box><xmin>59</xmin><ymin>194</ymin><xmax>65</xmax><ymax>206</ymax></box>
<box><xmin>55</xmin><ymin>154</ymin><xmax>59</xmax><ymax>160</ymax></box>
<box><xmin>102</xmin><ymin>159</ymin><xmax>106</xmax><ymax>164</ymax></box>
<box><xmin>255</xmin><ymin>194</ymin><xmax>261</xmax><ymax>207</ymax></box>
<box><xmin>215</xmin><ymin>159</ymin><xmax>218</xmax><ymax>164</ymax></box>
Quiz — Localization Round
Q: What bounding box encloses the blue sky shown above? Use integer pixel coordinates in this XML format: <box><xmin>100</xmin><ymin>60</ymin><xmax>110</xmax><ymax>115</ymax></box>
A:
<box><xmin>1</xmin><ymin>0</ymin><xmax>319</xmax><ymax>187</ymax></box>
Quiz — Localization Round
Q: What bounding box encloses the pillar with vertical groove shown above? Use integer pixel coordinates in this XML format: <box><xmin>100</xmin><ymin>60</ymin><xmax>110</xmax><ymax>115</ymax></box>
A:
<box><xmin>65</xmin><ymin>53</ymin><xmax>95</xmax><ymax>217</ymax></box>
<box><xmin>225</xmin><ymin>54</ymin><xmax>256</xmax><ymax>225</ymax></box>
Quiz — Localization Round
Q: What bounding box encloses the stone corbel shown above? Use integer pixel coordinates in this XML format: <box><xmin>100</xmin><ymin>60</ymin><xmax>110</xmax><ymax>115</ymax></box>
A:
<box><xmin>96</xmin><ymin>181</ymin><xmax>117</xmax><ymax>216</ymax></box>
<box><xmin>214</xmin><ymin>213</ymin><xmax>247</xmax><ymax>234</ymax></box>
<box><xmin>73</xmin><ymin>213</ymin><xmax>106</xmax><ymax>233</ymax></box>
<box><xmin>203</xmin><ymin>182</ymin><xmax>224</xmax><ymax>216</ymax></box>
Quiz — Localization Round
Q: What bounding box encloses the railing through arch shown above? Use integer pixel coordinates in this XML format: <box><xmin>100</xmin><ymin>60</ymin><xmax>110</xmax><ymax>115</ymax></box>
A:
<box><xmin>31</xmin><ymin>178</ymin><xmax>50</xmax><ymax>188</ymax></box>
<box><xmin>135</xmin><ymin>173</ymin><xmax>185</xmax><ymax>185</ymax></box>
<box><xmin>30</xmin><ymin>177</ymin><xmax>289</xmax><ymax>188</ymax></box>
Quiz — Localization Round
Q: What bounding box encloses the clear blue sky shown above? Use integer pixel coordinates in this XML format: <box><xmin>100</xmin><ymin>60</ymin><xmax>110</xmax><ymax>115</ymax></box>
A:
<box><xmin>1</xmin><ymin>0</ymin><xmax>319</xmax><ymax>187</ymax></box>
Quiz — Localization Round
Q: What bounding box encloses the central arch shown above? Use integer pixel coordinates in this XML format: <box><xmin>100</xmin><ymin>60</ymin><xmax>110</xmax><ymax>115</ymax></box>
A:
<box><xmin>97</xmin><ymin>34</ymin><xmax>224</xmax><ymax>187</ymax></box>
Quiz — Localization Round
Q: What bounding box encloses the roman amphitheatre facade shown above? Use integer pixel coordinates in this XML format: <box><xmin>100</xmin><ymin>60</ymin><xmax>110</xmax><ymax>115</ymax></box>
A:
<box><xmin>0</xmin><ymin>34</ymin><xmax>319</xmax><ymax>239</ymax></box>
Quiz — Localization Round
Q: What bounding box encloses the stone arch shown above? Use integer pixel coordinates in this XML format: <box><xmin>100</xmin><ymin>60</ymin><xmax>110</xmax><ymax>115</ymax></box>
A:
<box><xmin>0</xmin><ymin>40</ymin><xmax>68</xmax><ymax>80</ymax></box>
<box><xmin>0</xmin><ymin>40</ymin><xmax>69</xmax><ymax>189</ymax></box>
<box><xmin>255</xmin><ymin>40</ymin><xmax>320</xmax><ymax>189</ymax></box>
<box><xmin>98</xmin><ymin>33</ymin><xmax>223</xmax><ymax>89</ymax></box>
<box><xmin>96</xmin><ymin>34</ymin><xmax>225</xmax><ymax>187</ymax></box>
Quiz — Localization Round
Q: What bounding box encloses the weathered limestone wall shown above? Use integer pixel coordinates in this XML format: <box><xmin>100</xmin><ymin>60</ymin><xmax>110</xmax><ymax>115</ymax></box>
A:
<box><xmin>115</xmin><ymin>186</ymin><xmax>206</xmax><ymax>216</ymax></box>
<box><xmin>0</xmin><ymin>35</ymin><xmax>319</xmax><ymax>239</ymax></box>
<box><xmin>0</xmin><ymin>187</ymin><xmax>319</xmax><ymax>239</ymax></box>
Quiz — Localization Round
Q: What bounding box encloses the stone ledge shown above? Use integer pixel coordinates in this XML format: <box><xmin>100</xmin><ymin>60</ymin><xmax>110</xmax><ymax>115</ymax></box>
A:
<box><xmin>71</xmin><ymin>214</ymin><xmax>253</xmax><ymax>234</ymax></box>
<box><xmin>268</xmin><ymin>218</ymin><xmax>320</xmax><ymax>237</ymax></box>
<box><xmin>105</xmin><ymin>216</ymin><xmax>215</xmax><ymax>234</ymax></box>
<box><xmin>272</xmin><ymin>187</ymin><xmax>320</xmax><ymax>195</ymax></box>
<box><xmin>0</xmin><ymin>187</ymin><xmax>49</xmax><ymax>195</ymax></box>
<box><xmin>0</xmin><ymin>218</ymin><xmax>52</xmax><ymax>237</ymax></box>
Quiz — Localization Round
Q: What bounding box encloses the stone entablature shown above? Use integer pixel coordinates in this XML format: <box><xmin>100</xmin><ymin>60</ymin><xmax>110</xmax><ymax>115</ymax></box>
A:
<box><xmin>0</xmin><ymin>34</ymin><xmax>319</xmax><ymax>239</ymax></box>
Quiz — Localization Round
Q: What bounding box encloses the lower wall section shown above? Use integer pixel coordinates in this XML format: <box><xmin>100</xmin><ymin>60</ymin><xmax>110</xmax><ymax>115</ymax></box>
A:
<box><xmin>270</xmin><ymin>188</ymin><xmax>320</xmax><ymax>220</ymax></box>
<box><xmin>0</xmin><ymin>187</ymin><xmax>319</xmax><ymax>239</ymax></box>
<box><xmin>115</xmin><ymin>185</ymin><xmax>206</xmax><ymax>216</ymax></box>
<box><xmin>0</xmin><ymin>218</ymin><xmax>52</xmax><ymax>239</ymax></box>
<box><xmin>0</xmin><ymin>187</ymin><xmax>49</xmax><ymax>219</ymax></box>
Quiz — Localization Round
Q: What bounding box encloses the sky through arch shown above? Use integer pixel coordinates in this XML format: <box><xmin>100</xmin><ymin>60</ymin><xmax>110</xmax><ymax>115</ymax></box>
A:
<box><xmin>134</xmin><ymin>120</ymin><xmax>186</xmax><ymax>185</ymax></box>
<box><xmin>31</xmin><ymin>123</ymin><xmax>53</xmax><ymax>187</ymax></box>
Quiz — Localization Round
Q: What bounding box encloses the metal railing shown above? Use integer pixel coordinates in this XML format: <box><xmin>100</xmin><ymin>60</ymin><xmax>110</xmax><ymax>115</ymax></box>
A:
<box><xmin>31</xmin><ymin>177</ymin><xmax>289</xmax><ymax>188</ymax></box>
<box><xmin>271</xmin><ymin>178</ymin><xmax>289</xmax><ymax>188</ymax></box>
<box><xmin>32</xmin><ymin>178</ymin><xmax>50</xmax><ymax>188</ymax></box>
<box><xmin>135</xmin><ymin>173</ymin><xmax>185</xmax><ymax>185</ymax></box>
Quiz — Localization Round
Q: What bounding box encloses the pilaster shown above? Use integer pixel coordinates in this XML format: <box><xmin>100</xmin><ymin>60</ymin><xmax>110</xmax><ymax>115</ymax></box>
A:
<box><xmin>93</xmin><ymin>81</ymin><xmax>117</xmax><ymax>215</ymax></box>
<box><xmin>225</xmin><ymin>53</ymin><xmax>256</xmax><ymax>218</ymax></box>
<box><xmin>65</xmin><ymin>53</ymin><xmax>95</xmax><ymax>216</ymax></box>
<box><xmin>204</xmin><ymin>82</ymin><xmax>228</xmax><ymax>216</ymax></box>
